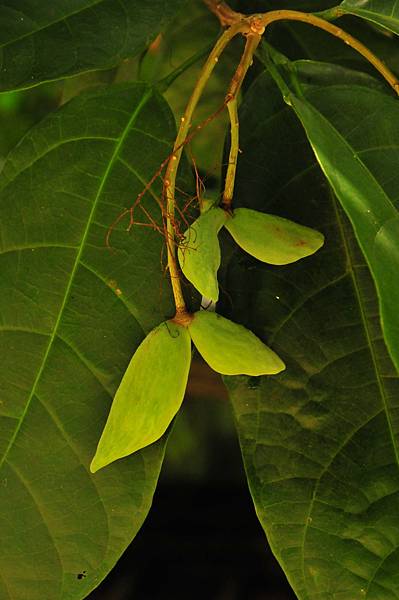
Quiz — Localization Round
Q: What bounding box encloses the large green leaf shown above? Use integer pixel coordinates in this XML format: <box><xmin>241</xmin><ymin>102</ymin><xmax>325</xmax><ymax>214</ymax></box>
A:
<box><xmin>340</xmin><ymin>0</ymin><xmax>399</xmax><ymax>35</ymax></box>
<box><xmin>0</xmin><ymin>82</ymin><xmax>182</xmax><ymax>599</ymax></box>
<box><xmin>222</xmin><ymin>66</ymin><xmax>399</xmax><ymax>599</ymax></box>
<box><xmin>273</xmin><ymin>60</ymin><xmax>399</xmax><ymax>375</ymax></box>
<box><xmin>0</xmin><ymin>0</ymin><xmax>186</xmax><ymax>92</ymax></box>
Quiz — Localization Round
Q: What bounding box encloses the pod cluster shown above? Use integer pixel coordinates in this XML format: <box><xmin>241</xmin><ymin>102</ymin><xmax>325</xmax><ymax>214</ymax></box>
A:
<box><xmin>91</xmin><ymin>205</ymin><xmax>324</xmax><ymax>473</ymax></box>
<box><xmin>90</xmin><ymin>311</ymin><xmax>284</xmax><ymax>472</ymax></box>
<box><xmin>178</xmin><ymin>205</ymin><xmax>325</xmax><ymax>301</ymax></box>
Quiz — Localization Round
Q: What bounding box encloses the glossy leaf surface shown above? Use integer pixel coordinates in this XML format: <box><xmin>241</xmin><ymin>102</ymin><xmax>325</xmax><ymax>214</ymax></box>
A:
<box><xmin>281</xmin><ymin>63</ymin><xmax>399</xmax><ymax>374</ymax></box>
<box><xmin>225</xmin><ymin>208</ymin><xmax>324</xmax><ymax>265</ymax></box>
<box><xmin>223</xmin><ymin>64</ymin><xmax>399</xmax><ymax>599</ymax></box>
<box><xmin>189</xmin><ymin>311</ymin><xmax>285</xmax><ymax>376</ymax></box>
<box><xmin>91</xmin><ymin>320</ymin><xmax>191</xmax><ymax>472</ymax></box>
<box><xmin>340</xmin><ymin>0</ymin><xmax>399</xmax><ymax>35</ymax></box>
<box><xmin>178</xmin><ymin>206</ymin><xmax>227</xmax><ymax>302</ymax></box>
<box><xmin>0</xmin><ymin>83</ymin><xmax>182</xmax><ymax>599</ymax></box>
<box><xmin>0</xmin><ymin>0</ymin><xmax>186</xmax><ymax>92</ymax></box>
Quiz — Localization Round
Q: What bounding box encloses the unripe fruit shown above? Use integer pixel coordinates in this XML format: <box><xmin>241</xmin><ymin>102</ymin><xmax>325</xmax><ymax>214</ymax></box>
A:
<box><xmin>188</xmin><ymin>310</ymin><xmax>285</xmax><ymax>376</ymax></box>
<box><xmin>225</xmin><ymin>208</ymin><xmax>324</xmax><ymax>264</ymax></box>
<box><xmin>178</xmin><ymin>206</ymin><xmax>228</xmax><ymax>301</ymax></box>
<box><xmin>90</xmin><ymin>320</ymin><xmax>191</xmax><ymax>472</ymax></box>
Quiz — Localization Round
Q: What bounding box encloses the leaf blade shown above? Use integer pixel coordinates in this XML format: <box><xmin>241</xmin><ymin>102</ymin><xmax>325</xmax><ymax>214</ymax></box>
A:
<box><xmin>340</xmin><ymin>0</ymin><xmax>399</xmax><ymax>36</ymax></box>
<box><xmin>0</xmin><ymin>0</ymin><xmax>186</xmax><ymax>92</ymax></box>
<box><xmin>284</xmin><ymin>70</ymin><xmax>399</xmax><ymax>378</ymax></box>
<box><xmin>222</xmin><ymin>64</ymin><xmax>399</xmax><ymax>599</ymax></box>
<box><xmin>0</xmin><ymin>82</ymin><xmax>184</xmax><ymax>599</ymax></box>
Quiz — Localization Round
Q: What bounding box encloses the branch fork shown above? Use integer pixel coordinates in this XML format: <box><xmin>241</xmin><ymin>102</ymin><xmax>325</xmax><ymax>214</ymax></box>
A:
<box><xmin>162</xmin><ymin>0</ymin><xmax>399</xmax><ymax>322</ymax></box>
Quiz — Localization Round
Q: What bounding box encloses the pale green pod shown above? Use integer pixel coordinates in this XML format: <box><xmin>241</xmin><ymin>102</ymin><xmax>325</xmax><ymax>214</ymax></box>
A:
<box><xmin>90</xmin><ymin>320</ymin><xmax>191</xmax><ymax>473</ymax></box>
<box><xmin>188</xmin><ymin>311</ymin><xmax>285</xmax><ymax>376</ymax></box>
<box><xmin>225</xmin><ymin>208</ymin><xmax>324</xmax><ymax>265</ymax></box>
<box><xmin>178</xmin><ymin>206</ymin><xmax>228</xmax><ymax>302</ymax></box>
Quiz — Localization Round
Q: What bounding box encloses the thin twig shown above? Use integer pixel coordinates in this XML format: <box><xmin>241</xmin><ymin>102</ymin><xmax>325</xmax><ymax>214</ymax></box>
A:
<box><xmin>222</xmin><ymin>33</ymin><xmax>262</xmax><ymax>210</ymax></box>
<box><xmin>203</xmin><ymin>0</ymin><xmax>243</xmax><ymax>27</ymax></box>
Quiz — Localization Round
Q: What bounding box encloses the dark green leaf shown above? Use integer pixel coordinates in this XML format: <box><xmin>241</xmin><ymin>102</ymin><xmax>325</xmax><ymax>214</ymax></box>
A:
<box><xmin>276</xmin><ymin>60</ymin><xmax>399</xmax><ymax>374</ymax></box>
<box><xmin>0</xmin><ymin>0</ymin><xmax>186</xmax><ymax>92</ymax></box>
<box><xmin>243</xmin><ymin>2</ymin><xmax>399</xmax><ymax>82</ymax></box>
<box><xmin>222</xmin><ymin>65</ymin><xmax>399</xmax><ymax>599</ymax></box>
<box><xmin>0</xmin><ymin>82</ymin><xmax>183</xmax><ymax>599</ymax></box>
<box><xmin>340</xmin><ymin>0</ymin><xmax>399</xmax><ymax>35</ymax></box>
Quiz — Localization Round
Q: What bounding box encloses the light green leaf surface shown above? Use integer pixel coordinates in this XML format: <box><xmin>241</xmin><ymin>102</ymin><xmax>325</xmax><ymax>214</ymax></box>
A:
<box><xmin>0</xmin><ymin>0</ymin><xmax>186</xmax><ymax>92</ymax></box>
<box><xmin>91</xmin><ymin>320</ymin><xmax>191</xmax><ymax>472</ymax></box>
<box><xmin>0</xmin><ymin>82</ymin><xmax>183</xmax><ymax>599</ymax></box>
<box><xmin>225</xmin><ymin>207</ymin><xmax>324</xmax><ymax>265</ymax></box>
<box><xmin>189</xmin><ymin>311</ymin><xmax>285</xmax><ymax>376</ymax></box>
<box><xmin>340</xmin><ymin>0</ymin><xmax>399</xmax><ymax>35</ymax></box>
<box><xmin>178</xmin><ymin>206</ymin><xmax>227</xmax><ymax>302</ymax></box>
<box><xmin>223</xmin><ymin>65</ymin><xmax>399</xmax><ymax>599</ymax></box>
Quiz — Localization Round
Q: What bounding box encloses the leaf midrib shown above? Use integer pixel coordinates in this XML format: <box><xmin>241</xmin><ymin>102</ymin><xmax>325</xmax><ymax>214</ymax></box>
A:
<box><xmin>0</xmin><ymin>86</ymin><xmax>153</xmax><ymax>474</ymax></box>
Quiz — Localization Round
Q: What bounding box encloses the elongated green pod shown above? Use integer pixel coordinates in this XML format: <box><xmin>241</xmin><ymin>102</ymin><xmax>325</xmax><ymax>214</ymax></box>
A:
<box><xmin>90</xmin><ymin>320</ymin><xmax>191</xmax><ymax>473</ymax></box>
<box><xmin>225</xmin><ymin>208</ymin><xmax>324</xmax><ymax>264</ymax></box>
<box><xmin>188</xmin><ymin>311</ymin><xmax>285</xmax><ymax>376</ymax></box>
<box><xmin>178</xmin><ymin>206</ymin><xmax>228</xmax><ymax>301</ymax></box>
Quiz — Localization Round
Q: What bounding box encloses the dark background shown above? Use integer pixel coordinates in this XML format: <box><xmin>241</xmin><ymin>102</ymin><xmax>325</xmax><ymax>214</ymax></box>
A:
<box><xmin>87</xmin><ymin>359</ymin><xmax>297</xmax><ymax>600</ymax></box>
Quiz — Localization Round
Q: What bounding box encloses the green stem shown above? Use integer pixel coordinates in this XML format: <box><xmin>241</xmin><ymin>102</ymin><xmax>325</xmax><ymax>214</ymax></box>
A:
<box><xmin>313</xmin><ymin>7</ymin><xmax>344</xmax><ymax>21</ymax></box>
<box><xmin>163</xmin><ymin>20</ymin><xmax>251</xmax><ymax>321</ymax></box>
<box><xmin>222</xmin><ymin>98</ymin><xmax>239</xmax><ymax>211</ymax></box>
<box><xmin>222</xmin><ymin>33</ymin><xmax>262</xmax><ymax>211</ymax></box>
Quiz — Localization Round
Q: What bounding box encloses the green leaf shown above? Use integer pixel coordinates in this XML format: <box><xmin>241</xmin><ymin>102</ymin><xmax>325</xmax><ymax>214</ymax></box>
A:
<box><xmin>0</xmin><ymin>0</ymin><xmax>186</xmax><ymax>92</ymax></box>
<box><xmin>251</xmin><ymin>4</ymin><xmax>399</xmax><ymax>81</ymax></box>
<box><xmin>91</xmin><ymin>320</ymin><xmax>191</xmax><ymax>472</ymax></box>
<box><xmin>178</xmin><ymin>206</ymin><xmax>227</xmax><ymax>302</ymax></box>
<box><xmin>188</xmin><ymin>311</ymin><xmax>285</xmax><ymax>376</ymax></box>
<box><xmin>0</xmin><ymin>82</ymin><xmax>183</xmax><ymax>599</ymax></box>
<box><xmin>225</xmin><ymin>207</ymin><xmax>324</xmax><ymax>265</ymax></box>
<box><xmin>277</xmin><ymin>61</ymin><xmax>399</xmax><ymax>374</ymax></box>
<box><xmin>222</xmin><ymin>65</ymin><xmax>399</xmax><ymax>599</ymax></box>
<box><xmin>340</xmin><ymin>0</ymin><xmax>399</xmax><ymax>35</ymax></box>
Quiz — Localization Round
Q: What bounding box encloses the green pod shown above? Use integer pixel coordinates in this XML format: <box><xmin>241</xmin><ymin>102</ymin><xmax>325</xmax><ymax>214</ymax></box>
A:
<box><xmin>178</xmin><ymin>206</ymin><xmax>228</xmax><ymax>301</ymax></box>
<box><xmin>225</xmin><ymin>207</ymin><xmax>324</xmax><ymax>264</ymax></box>
<box><xmin>188</xmin><ymin>311</ymin><xmax>285</xmax><ymax>376</ymax></box>
<box><xmin>90</xmin><ymin>320</ymin><xmax>191</xmax><ymax>473</ymax></box>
